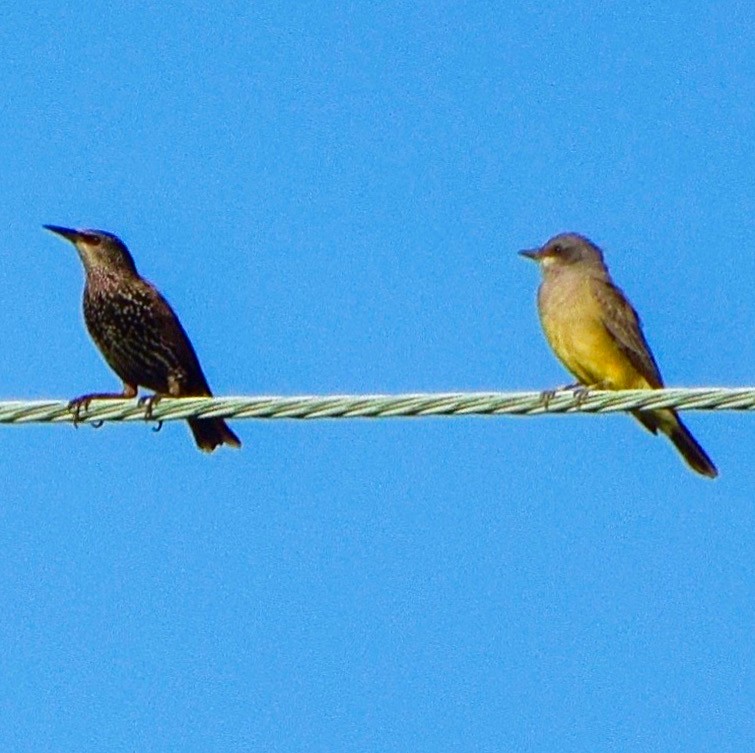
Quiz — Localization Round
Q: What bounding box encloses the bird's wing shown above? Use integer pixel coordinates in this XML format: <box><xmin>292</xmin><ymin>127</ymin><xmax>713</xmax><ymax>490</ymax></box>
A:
<box><xmin>591</xmin><ymin>278</ymin><xmax>664</xmax><ymax>388</ymax></box>
<box><xmin>137</xmin><ymin>282</ymin><xmax>213</xmax><ymax>394</ymax></box>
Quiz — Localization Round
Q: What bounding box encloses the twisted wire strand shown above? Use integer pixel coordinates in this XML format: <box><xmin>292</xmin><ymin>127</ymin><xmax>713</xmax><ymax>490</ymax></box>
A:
<box><xmin>0</xmin><ymin>387</ymin><xmax>750</xmax><ymax>425</ymax></box>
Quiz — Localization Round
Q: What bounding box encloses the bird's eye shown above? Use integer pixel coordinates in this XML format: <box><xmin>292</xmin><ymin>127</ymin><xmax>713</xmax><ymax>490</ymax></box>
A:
<box><xmin>551</xmin><ymin>244</ymin><xmax>563</xmax><ymax>255</ymax></box>
<box><xmin>85</xmin><ymin>235</ymin><xmax>101</xmax><ymax>246</ymax></box>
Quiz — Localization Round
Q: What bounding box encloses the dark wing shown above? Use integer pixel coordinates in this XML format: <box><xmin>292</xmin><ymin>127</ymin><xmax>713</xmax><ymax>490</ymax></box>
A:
<box><xmin>141</xmin><ymin>282</ymin><xmax>213</xmax><ymax>395</ymax></box>
<box><xmin>590</xmin><ymin>278</ymin><xmax>664</xmax><ymax>388</ymax></box>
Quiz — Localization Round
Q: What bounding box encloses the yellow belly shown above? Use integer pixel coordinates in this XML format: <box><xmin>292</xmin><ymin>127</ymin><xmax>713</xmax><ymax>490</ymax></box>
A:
<box><xmin>539</xmin><ymin>281</ymin><xmax>651</xmax><ymax>390</ymax></box>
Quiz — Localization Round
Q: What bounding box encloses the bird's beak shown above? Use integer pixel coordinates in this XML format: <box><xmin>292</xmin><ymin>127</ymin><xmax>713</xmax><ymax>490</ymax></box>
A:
<box><xmin>518</xmin><ymin>248</ymin><xmax>542</xmax><ymax>261</ymax></box>
<box><xmin>43</xmin><ymin>225</ymin><xmax>81</xmax><ymax>243</ymax></box>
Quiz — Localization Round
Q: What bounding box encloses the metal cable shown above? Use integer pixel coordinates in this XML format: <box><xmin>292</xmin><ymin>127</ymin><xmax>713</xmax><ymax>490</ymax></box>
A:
<box><xmin>0</xmin><ymin>387</ymin><xmax>749</xmax><ymax>425</ymax></box>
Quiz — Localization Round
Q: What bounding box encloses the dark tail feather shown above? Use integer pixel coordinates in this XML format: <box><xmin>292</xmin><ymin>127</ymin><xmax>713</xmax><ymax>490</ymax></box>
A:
<box><xmin>632</xmin><ymin>409</ymin><xmax>717</xmax><ymax>478</ymax></box>
<box><xmin>666</xmin><ymin>418</ymin><xmax>717</xmax><ymax>478</ymax></box>
<box><xmin>188</xmin><ymin>417</ymin><xmax>241</xmax><ymax>452</ymax></box>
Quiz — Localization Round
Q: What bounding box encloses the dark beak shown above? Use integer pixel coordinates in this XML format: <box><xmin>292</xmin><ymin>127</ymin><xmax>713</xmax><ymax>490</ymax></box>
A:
<box><xmin>43</xmin><ymin>225</ymin><xmax>81</xmax><ymax>242</ymax></box>
<box><xmin>518</xmin><ymin>248</ymin><xmax>542</xmax><ymax>261</ymax></box>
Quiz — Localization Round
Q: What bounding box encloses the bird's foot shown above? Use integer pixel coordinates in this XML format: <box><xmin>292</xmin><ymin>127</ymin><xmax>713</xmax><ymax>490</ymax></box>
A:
<box><xmin>138</xmin><ymin>394</ymin><xmax>164</xmax><ymax>432</ymax></box>
<box><xmin>138</xmin><ymin>393</ymin><xmax>161</xmax><ymax>419</ymax></box>
<box><xmin>68</xmin><ymin>392</ymin><xmax>125</xmax><ymax>427</ymax></box>
<box><xmin>540</xmin><ymin>382</ymin><xmax>581</xmax><ymax>409</ymax></box>
<box><xmin>540</xmin><ymin>389</ymin><xmax>556</xmax><ymax>410</ymax></box>
<box><xmin>570</xmin><ymin>386</ymin><xmax>591</xmax><ymax>406</ymax></box>
<box><xmin>68</xmin><ymin>395</ymin><xmax>92</xmax><ymax>427</ymax></box>
<box><xmin>570</xmin><ymin>382</ymin><xmax>612</xmax><ymax>406</ymax></box>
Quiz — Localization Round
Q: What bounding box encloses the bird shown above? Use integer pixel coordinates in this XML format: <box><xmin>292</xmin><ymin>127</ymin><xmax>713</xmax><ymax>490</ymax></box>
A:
<box><xmin>44</xmin><ymin>225</ymin><xmax>241</xmax><ymax>452</ymax></box>
<box><xmin>520</xmin><ymin>232</ymin><xmax>717</xmax><ymax>478</ymax></box>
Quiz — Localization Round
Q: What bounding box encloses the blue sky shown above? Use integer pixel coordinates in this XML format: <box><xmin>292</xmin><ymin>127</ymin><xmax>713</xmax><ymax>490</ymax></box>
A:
<box><xmin>0</xmin><ymin>2</ymin><xmax>753</xmax><ymax>750</ymax></box>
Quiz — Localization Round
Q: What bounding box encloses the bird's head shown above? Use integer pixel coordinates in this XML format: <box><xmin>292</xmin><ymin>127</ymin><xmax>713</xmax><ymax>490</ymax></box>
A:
<box><xmin>519</xmin><ymin>233</ymin><xmax>606</xmax><ymax>272</ymax></box>
<box><xmin>44</xmin><ymin>225</ymin><xmax>138</xmax><ymax>276</ymax></box>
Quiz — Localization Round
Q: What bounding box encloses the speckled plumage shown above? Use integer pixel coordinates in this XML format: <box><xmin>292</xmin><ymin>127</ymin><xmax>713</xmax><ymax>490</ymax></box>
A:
<box><xmin>45</xmin><ymin>225</ymin><xmax>241</xmax><ymax>452</ymax></box>
<box><xmin>83</xmin><ymin>269</ymin><xmax>207</xmax><ymax>396</ymax></box>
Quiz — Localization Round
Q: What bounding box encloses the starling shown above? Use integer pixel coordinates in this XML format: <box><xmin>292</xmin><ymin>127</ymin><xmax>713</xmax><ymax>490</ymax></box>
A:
<box><xmin>44</xmin><ymin>225</ymin><xmax>241</xmax><ymax>452</ymax></box>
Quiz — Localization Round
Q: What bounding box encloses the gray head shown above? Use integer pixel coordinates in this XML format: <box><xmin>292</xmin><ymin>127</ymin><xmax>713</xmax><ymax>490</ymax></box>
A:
<box><xmin>519</xmin><ymin>233</ymin><xmax>607</xmax><ymax>273</ymax></box>
<box><xmin>44</xmin><ymin>225</ymin><xmax>138</xmax><ymax>276</ymax></box>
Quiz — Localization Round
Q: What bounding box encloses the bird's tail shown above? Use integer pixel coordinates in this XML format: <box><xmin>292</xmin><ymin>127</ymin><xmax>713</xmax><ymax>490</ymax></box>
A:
<box><xmin>632</xmin><ymin>408</ymin><xmax>717</xmax><ymax>478</ymax></box>
<box><xmin>666</xmin><ymin>417</ymin><xmax>717</xmax><ymax>478</ymax></box>
<box><xmin>188</xmin><ymin>417</ymin><xmax>242</xmax><ymax>452</ymax></box>
<box><xmin>632</xmin><ymin>408</ymin><xmax>718</xmax><ymax>478</ymax></box>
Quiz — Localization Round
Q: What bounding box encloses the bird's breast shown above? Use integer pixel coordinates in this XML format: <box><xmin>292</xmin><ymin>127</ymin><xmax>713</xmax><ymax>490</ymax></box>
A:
<box><xmin>537</xmin><ymin>273</ymin><xmax>644</xmax><ymax>388</ymax></box>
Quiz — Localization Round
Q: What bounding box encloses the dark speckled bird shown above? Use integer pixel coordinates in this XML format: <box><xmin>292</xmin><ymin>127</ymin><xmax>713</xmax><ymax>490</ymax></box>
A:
<box><xmin>44</xmin><ymin>225</ymin><xmax>241</xmax><ymax>452</ymax></box>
